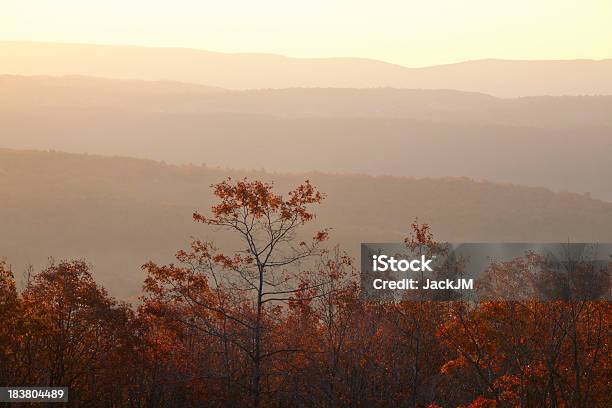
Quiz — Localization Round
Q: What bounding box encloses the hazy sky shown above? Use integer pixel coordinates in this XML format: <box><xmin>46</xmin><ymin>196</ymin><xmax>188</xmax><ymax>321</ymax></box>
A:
<box><xmin>2</xmin><ymin>0</ymin><xmax>611</xmax><ymax>67</ymax></box>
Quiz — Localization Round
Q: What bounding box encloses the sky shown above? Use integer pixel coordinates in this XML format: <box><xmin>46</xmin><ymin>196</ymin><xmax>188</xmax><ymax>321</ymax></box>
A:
<box><xmin>2</xmin><ymin>0</ymin><xmax>611</xmax><ymax>67</ymax></box>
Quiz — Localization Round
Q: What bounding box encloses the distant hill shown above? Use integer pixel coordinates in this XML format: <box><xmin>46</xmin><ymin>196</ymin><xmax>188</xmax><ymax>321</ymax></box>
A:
<box><xmin>4</xmin><ymin>75</ymin><xmax>612</xmax><ymax>128</ymax></box>
<box><xmin>0</xmin><ymin>75</ymin><xmax>226</xmax><ymax>111</ymax></box>
<box><xmin>1</xmin><ymin>149</ymin><xmax>611</xmax><ymax>298</ymax></box>
<box><xmin>2</xmin><ymin>102</ymin><xmax>611</xmax><ymax>201</ymax></box>
<box><xmin>2</xmin><ymin>41</ymin><xmax>612</xmax><ymax>96</ymax></box>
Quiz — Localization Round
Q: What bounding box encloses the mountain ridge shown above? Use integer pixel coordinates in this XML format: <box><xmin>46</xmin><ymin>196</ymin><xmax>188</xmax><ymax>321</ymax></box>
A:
<box><xmin>4</xmin><ymin>74</ymin><xmax>612</xmax><ymax>127</ymax></box>
<box><xmin>3</xmin><ymin>41</ymin><xmax>612</xmax><ymax>96</ymax></box>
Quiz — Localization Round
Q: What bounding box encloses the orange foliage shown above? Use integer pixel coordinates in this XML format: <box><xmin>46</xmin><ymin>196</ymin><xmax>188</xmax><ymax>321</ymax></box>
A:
<box><xmin>0</xmin><ymin>182</ymin><xmax>609</xmax><ymax>408</ymax></box>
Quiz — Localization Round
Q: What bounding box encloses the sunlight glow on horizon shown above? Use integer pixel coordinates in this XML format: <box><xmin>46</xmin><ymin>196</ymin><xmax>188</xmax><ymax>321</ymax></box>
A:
<box><xmin>2</xmin><ymin>0</ymin><xmax>611</xmax><ymax>67</ymax></box>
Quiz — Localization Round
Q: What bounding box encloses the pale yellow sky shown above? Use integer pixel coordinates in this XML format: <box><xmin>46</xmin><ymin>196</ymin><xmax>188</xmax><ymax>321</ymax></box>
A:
<box><xmin>2</xmin><ymin>0</ymin><xmax>611</xmax><ymax>67</ymax></box>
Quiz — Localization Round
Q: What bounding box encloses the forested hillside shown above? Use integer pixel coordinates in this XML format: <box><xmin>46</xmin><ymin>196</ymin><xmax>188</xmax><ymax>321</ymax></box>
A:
<box><xmin>3</xmin><ymin>76</ymin><xmax>611</xmax><ymax>201</ymax></box>
<box><xmin>4</xmin><ymin>75</ymin><xmax>612</xmax><ymax>127</ymax></box>
<box><xmin>1</xmin><ymin>148</ymin><xmax>611</xmax><ymax>298</ymax></box>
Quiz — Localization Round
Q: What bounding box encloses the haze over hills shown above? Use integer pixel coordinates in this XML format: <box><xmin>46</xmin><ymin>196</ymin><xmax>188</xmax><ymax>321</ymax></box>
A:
<box><xmin>4</xmin><ymin>75</ymin><xmax>612</xmax><ymax>128</ymax></box>
<box><xmin>2</xmin><ymin>149</ymin><xmax>612</xmax><ymax>298</ymax></box>
<box><xmin>2</xmin><ymin>41</ymin><xmax>612</xmax><ymax>97</ymax></box>
<box><xmin>2</xmin><ymin>75</ymin><xmax>611</xmax><ymax>200</ymax></box>
<box><xmin>2</xmin><ymin>54</ymin><xmax>611</xmax><ymax>298</ymax></box>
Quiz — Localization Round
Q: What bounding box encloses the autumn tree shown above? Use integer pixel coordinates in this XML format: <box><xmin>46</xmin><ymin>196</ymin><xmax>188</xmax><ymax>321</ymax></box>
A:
<box><xmin>15</xmin><ymin>260</ymin><xmax>134</xmax><ymax>406</ymax></box>
<box><xmin>0</xmin><ymin>260</ymin><xmax>20</xmax><ymax>386</ymax></box>
<box><xmin>390</xmin><ymin>220</ymin><xmax>453</xmax><ymax>406</ymax></box>
<box><xmin>142</xmin><ymin>178</ymin><xmax>333</xmax><ymax>407</ymax></box>
<box><xmin>277</xmin><ymin>246</ymin><xmax>361</xmax><ymax>406</ymax></box>
<box><xmin>439</xmin><ymin>252</ymin><xmax>611</xmax><ymax>407</ymax></box>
